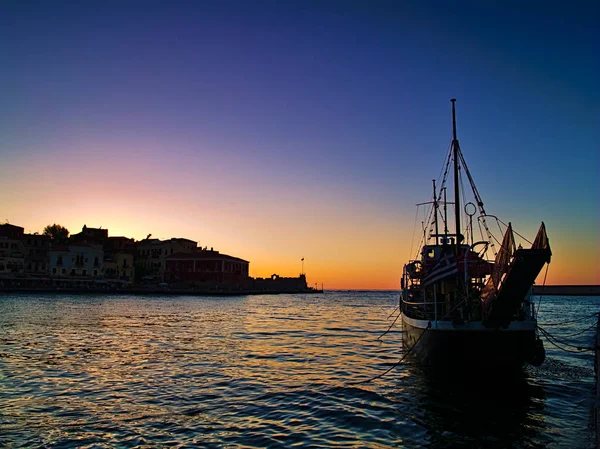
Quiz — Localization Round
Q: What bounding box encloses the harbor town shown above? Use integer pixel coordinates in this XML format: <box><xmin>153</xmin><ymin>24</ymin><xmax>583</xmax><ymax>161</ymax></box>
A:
<box><xmin>0</xmin><ymin>222</ymin><xmax>316</xmax><ymax>294</ymax></box>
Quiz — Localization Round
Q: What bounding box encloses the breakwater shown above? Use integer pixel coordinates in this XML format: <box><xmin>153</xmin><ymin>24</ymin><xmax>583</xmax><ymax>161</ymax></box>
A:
<box><xmin>0</xmin><ymin>287</ymin><xmax>322</xmax><ymax>296</ymax></box>
<box><xmin>532</xmin><ymin>285</ymin><xmax>600</xmax><ymax>296</ymax></box>
<box><xmin>0</xmin><ymin>273</ymin><xmax>320</xmax><ymax>296</ymax></box>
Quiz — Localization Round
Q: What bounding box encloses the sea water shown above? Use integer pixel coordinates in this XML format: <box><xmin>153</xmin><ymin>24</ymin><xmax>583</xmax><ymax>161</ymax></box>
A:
<box><xmin>0</xmin><ymin>291</ymin><xmax>597</xmax><ymax>448</ymax></box>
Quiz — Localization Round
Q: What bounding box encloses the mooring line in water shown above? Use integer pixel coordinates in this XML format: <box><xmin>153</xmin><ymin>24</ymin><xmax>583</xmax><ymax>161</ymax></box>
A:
<box><xmin>537</xmin><ymin>325</ymin><xmax>595</xmax><ymax>353</ymax></box>
<box><xmin>349</xmin><ymin>322</ymin><xmax>431</xmax><ymax>385</ymax></box>
<box><xmin>378</xmin><ymin>312</ymin><xmax>402</xmax><ymax>341</ymax></box>
<box><xmin>387</xmin><ymin>305</ymin><xmax>399</xmax><ymax>319</ymax></box>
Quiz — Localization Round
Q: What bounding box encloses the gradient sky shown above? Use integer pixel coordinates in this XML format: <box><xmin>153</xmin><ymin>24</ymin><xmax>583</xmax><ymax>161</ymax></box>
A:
<box><xmin>1</xmin><ymin>1</ymin><xmax>598</xmax><ymax>288</ymax></box>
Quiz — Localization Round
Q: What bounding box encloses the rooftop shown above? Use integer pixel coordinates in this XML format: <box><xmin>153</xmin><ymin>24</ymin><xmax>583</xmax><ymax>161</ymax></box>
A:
<box><xmin>167</xmin><ymin>250</ymin><xmax>248</xmax><ymax>264</ymax></box>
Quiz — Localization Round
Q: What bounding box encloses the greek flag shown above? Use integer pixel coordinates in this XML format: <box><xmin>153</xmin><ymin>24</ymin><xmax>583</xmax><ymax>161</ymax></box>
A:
<box><xmin>421</xmin><ymin>253</ymin><xmax>458</xmax><ymax>286</ymax></box>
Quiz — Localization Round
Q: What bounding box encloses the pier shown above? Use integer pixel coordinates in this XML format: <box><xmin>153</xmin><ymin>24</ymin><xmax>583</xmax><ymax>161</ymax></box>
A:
<box><xmin>0</xmin><ymin>286</ymin><xmax>323</xmax><ymax>296</ymax></box>
<box><xmin>532</xmin><ymin>285</ymin><xmax>600</xmax><ymax>296</ymax></box>
<box><xmin>0</xmin><ymin>272</ymin><xmax>322</xmax><ymax>296</ymax></box>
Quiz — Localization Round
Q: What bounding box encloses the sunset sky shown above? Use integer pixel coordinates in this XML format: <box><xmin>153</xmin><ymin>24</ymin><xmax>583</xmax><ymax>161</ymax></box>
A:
<box><xmin>1</xmin><ymin>1</ymin><xmax>598</xmax><ymax>288</ymax></box>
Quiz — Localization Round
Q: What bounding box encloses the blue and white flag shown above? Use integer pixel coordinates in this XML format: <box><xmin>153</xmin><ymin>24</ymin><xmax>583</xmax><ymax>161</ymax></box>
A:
<box><xmin>421</xmin><ymin>253</ymin><xmax>458</xmax><ymax>286</ymax></box>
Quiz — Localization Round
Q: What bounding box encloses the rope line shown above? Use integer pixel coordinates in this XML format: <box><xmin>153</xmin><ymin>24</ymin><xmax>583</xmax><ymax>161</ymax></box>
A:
<box><xmin>378</xmin><ymin>312</ymin><xmax>401</xmax><ymax>340</ymax></box>
<box><xmin>349</xmin><ymin>322</ymin><xmax>431</xmax><ymax>385</ymax></box>
<box><xmin>412</xmin><ymin>140</ymin><xmax>453</xmax><ymax>260</ymax></box>
<box><xmin>558</xmin><ymin>321</ymin><xmax>599</xmax><ymax>338</ymax></box>
<box><xmin>387</xmin><ymin>305</ymin><xmax>399</xmax><ymax>319</ymax></box>
<box><xmin>537</xmin><ymin>325</ymin><xmax>594</xmax><ymax>352</ymax></box>
<box><xmin>409</xmin><ymin>205</ymin><xmax>419</xmax><ymax>261</ymax></box>
<box><xmin>492</xmin><ymin>216</ymin><xmax>534</xmax><ymax>245</ymax></box>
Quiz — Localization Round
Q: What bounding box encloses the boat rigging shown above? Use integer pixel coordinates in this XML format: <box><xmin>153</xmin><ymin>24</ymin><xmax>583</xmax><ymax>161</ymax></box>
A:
<box><xmin>399</xmin><ymin>99</ymin><xmax>552</xmax><ymax>369</ymax></box>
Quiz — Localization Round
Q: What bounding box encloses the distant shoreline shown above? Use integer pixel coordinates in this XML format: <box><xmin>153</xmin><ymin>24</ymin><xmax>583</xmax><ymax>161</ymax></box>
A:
<box><xmin>0</xmin><ymin>285</ymin><xmax>598</xmax><ymax>296</ymax></box>
<box><xmin>531</xmin><ymin>285</ymin><xmax>600</xmax><ymax>296</ymax></box>
<box><xmin>0</xmin><ymin>287</ymin><xmax>323</xmax><ymax>296</ymax></box>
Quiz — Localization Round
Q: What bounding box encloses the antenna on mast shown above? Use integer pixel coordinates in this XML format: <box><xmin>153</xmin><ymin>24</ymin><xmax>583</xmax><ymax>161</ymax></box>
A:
<box><xmin>451</xmin><ymin>98</ymin><xmax>458</xmax><ymax>141</ymax></box>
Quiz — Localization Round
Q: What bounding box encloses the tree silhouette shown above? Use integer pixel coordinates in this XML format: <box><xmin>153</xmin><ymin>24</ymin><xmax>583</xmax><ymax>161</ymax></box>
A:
<box><xmin>43</xmin><ymin>224</ymin><xmax>70</xmax><ymax>244</ymax></box>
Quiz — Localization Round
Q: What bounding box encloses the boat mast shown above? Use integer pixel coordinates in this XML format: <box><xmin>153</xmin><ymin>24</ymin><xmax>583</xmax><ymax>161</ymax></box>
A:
<box><xmin>451</xmin><ymin>99</ymin><xmax>461</xmax><ymax>254</ymax></box>
<box><xmin>443</xmin><ymin>187</ymin><xmax>448</xmax><ymax>239</ymax></box>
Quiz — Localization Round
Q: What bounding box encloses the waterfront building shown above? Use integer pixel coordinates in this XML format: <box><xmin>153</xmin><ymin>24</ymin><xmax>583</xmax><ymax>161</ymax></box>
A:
<box><xmin>49</xmin><ymin>246</ymin><xmax>70</xmax><ymax>277</ymax></box>
<box><xmin>0</xmin><ymin>224</ymin><xmax>26</xmax><ymax>276</ymax></box>
<box><xmin>50</xmin><ymin>244</ymin><xmax>104</xmax><ymax>278</ymax></box>
<box><xmin>23</xmin><ymin>233</ymin><xmax>50</xmax><ymax>277</ymax></box>
<box><xmin>0</xmin><ymin>224</ymin><xmax>25</xmax><ymax>239</ymax></box>
<box><xmin>253</xmin><ymin>274</ymin><xmax>309</xmax><ymax>292</ymax></box>
<box><xmin>104</xmin><ymin>237</ymin><xmax>135</xmax><ymax>281</ymax></box>
<box><xmin>70</xmin><ymin>225</ymin><xmax>108</xmax><ymax>245</ymax></box>
<box><xmin>164</xmin><ymin>249</ymin><xmax>249</xmax><ymax>288</ymax></box>
<box><xmin>135</xmin><ymin>238</ymin><xmax>197</xmax><ymax>281</ymax></box>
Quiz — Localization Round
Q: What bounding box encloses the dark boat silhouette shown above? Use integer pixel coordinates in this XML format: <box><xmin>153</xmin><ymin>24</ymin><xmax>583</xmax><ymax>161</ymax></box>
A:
<box><xmin>400</xmin><ymin>99</ymin><xmax>551</xmax><ymax>369</ymax></box>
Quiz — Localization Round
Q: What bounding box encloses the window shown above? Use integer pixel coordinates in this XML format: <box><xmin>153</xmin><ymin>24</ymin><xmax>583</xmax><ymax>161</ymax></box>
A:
<box><xmin>52</xmin><ymin>268</ymin><xmax>57</xmax><ymax>274</ymax></box>
<box><xmin>82</xmin><ymin>269</ymin><xmax>87</xmax><ymax>276</ymax></box>
<box><xmin>71</xmin><ymin>269</ymin><xmax>76</xmax><ymax>275</ymax></box>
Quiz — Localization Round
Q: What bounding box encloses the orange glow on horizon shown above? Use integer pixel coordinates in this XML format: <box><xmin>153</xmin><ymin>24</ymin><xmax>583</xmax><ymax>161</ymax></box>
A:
<box><xmin>3</xmin><ymin>211</ymin><xmax>597</xmax><ymax>289</ymax></box>
<box><xmin>1</xmin><ymin>143</ymin><xmax>597</xmax><ymax>290</ymax></box>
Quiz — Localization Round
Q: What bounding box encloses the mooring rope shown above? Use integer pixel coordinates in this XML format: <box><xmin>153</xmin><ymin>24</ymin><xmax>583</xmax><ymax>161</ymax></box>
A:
<box><xmin>378</xmin><ymin>311</ymin><xmax>402</xmax><ymax>341</ymax></box>
<box><xmin>537</xmin><ymin>325</ymin><xmax>595</xmax><ymax>353</ymax></box>
<box><xmin>387</xmin><ymin>305</ymin><xmax>399</xmax><ymax>319</ymax></box>
<box><xmin>557</xmin><ymin>322</ymin><xmax>598</xmax><ymax>338</ymax></box>
<box><xmin>349</xmin><ymin>322</ymin><xmax>431</xmax><ymax>385</ymax></box>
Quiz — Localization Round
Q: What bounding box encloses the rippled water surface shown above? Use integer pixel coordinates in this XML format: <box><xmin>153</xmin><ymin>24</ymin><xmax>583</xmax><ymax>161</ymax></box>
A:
<box><xmin>0</xmin><ymin>292</ymin><xmax>597</xmax><ymax>448</ymax></box>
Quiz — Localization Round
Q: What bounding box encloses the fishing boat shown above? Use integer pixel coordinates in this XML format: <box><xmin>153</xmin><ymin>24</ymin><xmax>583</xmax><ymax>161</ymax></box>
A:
<box><xmin>400</xmin><ymin>99</ymin><xmax>551</xmax><ymax>369</ymax></box>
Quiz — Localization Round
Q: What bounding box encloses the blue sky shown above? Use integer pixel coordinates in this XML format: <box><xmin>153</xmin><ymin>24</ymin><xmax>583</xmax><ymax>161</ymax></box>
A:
<box><xmin>1</xmin><ymin>1</ymin><xmax>598</xmax><ymax>286</ymax></box>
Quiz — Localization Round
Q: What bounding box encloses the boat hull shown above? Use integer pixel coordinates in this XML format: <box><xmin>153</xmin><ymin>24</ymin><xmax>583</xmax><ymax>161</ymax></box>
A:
<box><xmin>401</xmin><ymin>315</ymin><xmax>540</xmax><ymax>371</ymax></box>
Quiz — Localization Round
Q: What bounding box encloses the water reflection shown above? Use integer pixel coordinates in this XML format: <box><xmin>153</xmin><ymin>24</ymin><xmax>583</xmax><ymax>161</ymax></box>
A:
<box><xmin>392</xmin><ymin>366</ymin><xmax>549</xmax><ymax>448</ymax></box>
<box><xmin>0</xmin><ymin>292</ymin><xmax>596</xmax><ymax>448</ymax></box>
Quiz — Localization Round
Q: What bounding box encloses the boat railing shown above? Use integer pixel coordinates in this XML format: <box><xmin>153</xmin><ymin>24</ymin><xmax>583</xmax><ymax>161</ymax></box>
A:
<box><xmin>402</xmin><ymin>295</ymin><xmax>474</xmax><ymax>322</ymax></box>
<box><xmin>401</xmin><ymin>299</ymin><xmax>438</xmax><ymax>306</ymax></box>
<box><xmin>401</xmin><ymin>297</ymin><xmax>441</xmax><ymax>321</ymax></box>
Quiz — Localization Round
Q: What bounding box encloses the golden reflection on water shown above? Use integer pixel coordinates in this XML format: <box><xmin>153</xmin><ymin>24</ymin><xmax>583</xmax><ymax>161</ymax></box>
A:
<box><xmin>0</xmin><ymin>293</ymin><xmax>596</xmax><ymax>448</ymax></box>
<box><xmin>1</xmin><ymin>294</ymin><xmax>402</xmax><ymax>445</ymax></box>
